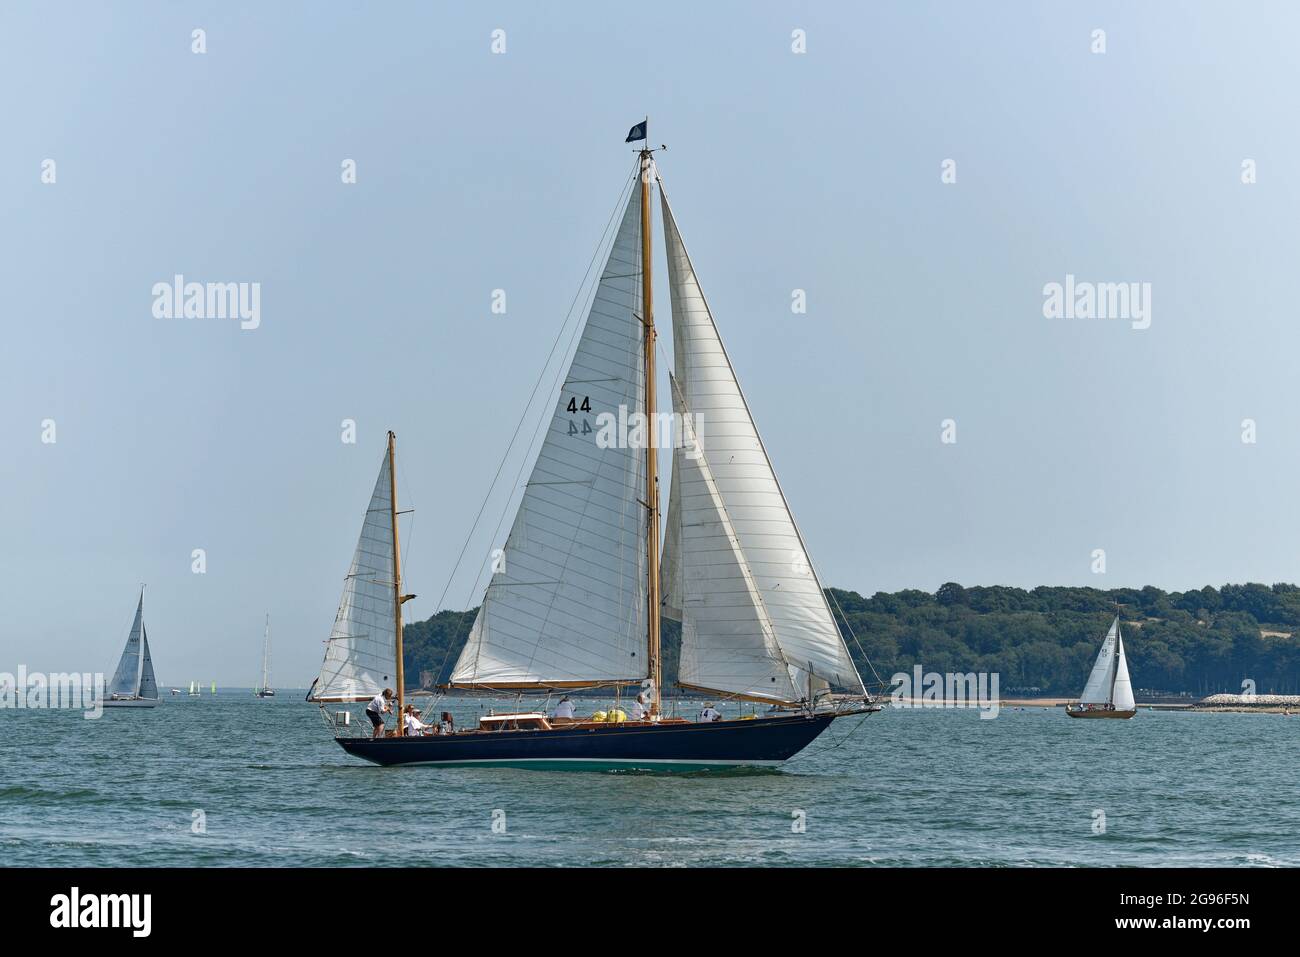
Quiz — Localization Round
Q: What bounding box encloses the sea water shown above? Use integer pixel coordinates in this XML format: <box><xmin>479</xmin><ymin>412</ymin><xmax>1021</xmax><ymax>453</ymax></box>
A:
<box><xmin>2</xmin><ymin>696</ymin><xmax>1296</xmax><ymax>867</ymax></box>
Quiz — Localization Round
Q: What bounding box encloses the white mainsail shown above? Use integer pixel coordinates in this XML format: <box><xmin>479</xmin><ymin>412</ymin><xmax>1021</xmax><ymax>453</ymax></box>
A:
<box><xmin>658</xmin><ymin>184</ymin><xmax>864</xmax><ymax>702</ymax></box>
<box><xmin>1111</xmin><ymin>627</ymin><xmax>1135</xmax><ymax>711</ymax></box>
<box><xmin>107</xmin><ymin>594</ymin><xmax>145</xmax><ymax>697</ymax></box>
<box><xmin>450</xmin><ymin>179</ymin><xmax>649</xmax><ymax>688</ymax></box>
<box><xmin>312</xmin><ymin>450</ymin><xmax>398</xmax><ymax>701</ymax></box>
<box><xmin>1079</xmin><ymin>617</ymin><xmax>1119</xmax><ymax>705</ymax></box>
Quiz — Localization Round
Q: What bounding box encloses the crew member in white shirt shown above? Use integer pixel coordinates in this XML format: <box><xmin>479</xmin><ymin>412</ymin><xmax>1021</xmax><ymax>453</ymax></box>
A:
<box><xmin>402</xmin><ymin>704</ymin><xmax>433</xmax><ymax>736</ymax></box>
<box><xmin>366</xmin><ymin>688</ymin><xmax>394</xmax><ymax>739</ymax></box>
<box><xmin>630</xmin><ymin>691</ymin><xmax>651</xmax><ymax>720</ymax></box>
<box><xmin>553</xmin><ymin>696</ymin><xmax>576</xmax><ymax>720</ymax></box>
<box><xmin>698</xmin><ymin>703</ymin><xmax>722</xmax><ymax>723</ymax></box>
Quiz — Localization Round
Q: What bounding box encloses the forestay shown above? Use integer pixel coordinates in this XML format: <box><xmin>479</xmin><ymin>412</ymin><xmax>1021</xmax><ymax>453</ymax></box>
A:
<box><xmin>312</xmin><ymin>451</ymin><xmax>398</xmax><ymax>701</ymax></box>
<box><xmin>658</xmin><ymin>184</ymin><xmax>864</xmax><ymax>701</ymax></box>
<box><xmin>450</xmin><ymin>179</ymin><xmax>649</xmax><ymax>688</ymax></box>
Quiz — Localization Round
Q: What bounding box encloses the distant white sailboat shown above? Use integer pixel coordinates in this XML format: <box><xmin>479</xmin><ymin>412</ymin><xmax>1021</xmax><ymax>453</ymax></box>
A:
<box><xmin>103</xmin><ymin>590</ymin><xmax>160</xmax><ymax>709</ymax></box>
<box><xmin>1066</xmin><ymin>616</ymin><xmax>1136</xmax><ymax>719</ymax></box>
<box><xmin>188</xmin><ymin>680</ymin><xmax>200</xmax><ymax>697</ymax></box>
<box><xmin>255</xmin><ymin>614</ymin><xmax>275</xmax><ymax>697</ymax></box>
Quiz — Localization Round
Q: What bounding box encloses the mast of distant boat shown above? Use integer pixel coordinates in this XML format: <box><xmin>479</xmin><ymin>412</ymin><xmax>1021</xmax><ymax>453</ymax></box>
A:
<box><xmin>261</xmin><ymin>614</ymin><xmax>271</xmax><ymax>692</ymax></box>
<box><xmin>638</xmin><ymin>127</ymin><xmax>662</xmax><ymax>716</ymax></box>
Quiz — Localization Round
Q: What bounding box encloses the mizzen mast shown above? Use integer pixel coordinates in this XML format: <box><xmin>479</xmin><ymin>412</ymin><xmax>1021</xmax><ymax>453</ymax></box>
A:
<box><xmin>639</xmin><ymin>142</ymin><xmax>662</xmax><ymax>716</ymax></box>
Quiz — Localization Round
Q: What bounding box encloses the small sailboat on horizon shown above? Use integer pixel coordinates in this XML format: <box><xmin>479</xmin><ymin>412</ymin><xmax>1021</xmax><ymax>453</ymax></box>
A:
<box><xmin>1066</xmin><ymin>615</ymin><xmax>1136</xmax><ymax>719</ymax></box>
<box><xmin>255</xmin><ymin>614</ymin><xmax>275</xmax><ymax>697</ymax></box>
<box><xmin>103</xmin><ymin>590</ymin><xmax>160</xmax><ymax>709</ymax></box>
<box><xmin>309</xmin><ymin>129</ymin><xmax>878</xmax><ymax>770</ymax></box>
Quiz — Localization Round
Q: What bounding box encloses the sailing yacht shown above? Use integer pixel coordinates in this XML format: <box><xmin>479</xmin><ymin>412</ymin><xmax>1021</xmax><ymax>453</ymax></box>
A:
<box><xmin>255</xmin><ymin>615</ymin><xmax>275</xmax><ymax>697</ymax></box>
<box><xmin>311</xmin><ymin>133</ymin><xmax>877</xmax><ymax>770</ymax></box>
<box><xmin>103</xmin><ymin>590</ymin><xmax>160</xmax><ymax>708</ymax></box>
<box><xmin>1066</xmin><ymin>616</ymin><xmax>1136</xmax><ymax>719</ymax></box>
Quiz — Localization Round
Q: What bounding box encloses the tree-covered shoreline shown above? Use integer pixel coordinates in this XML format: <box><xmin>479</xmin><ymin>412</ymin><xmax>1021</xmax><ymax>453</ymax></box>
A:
<box><xmin>402</xmin><ymin>583</ymin><xmax>1300</xmax><ymax>697</ymax></box>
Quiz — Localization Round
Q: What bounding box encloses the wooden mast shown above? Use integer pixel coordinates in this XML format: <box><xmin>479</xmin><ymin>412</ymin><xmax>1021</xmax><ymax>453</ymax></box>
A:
<box><xmin>639</xmin><ymin>143</ymin><xmax>662</xmax><ymax>715</ymax></box>
<box><xmin>388</xmin><ymin>430</ymin><xmax>406</xmax><ymax>735</ymax></box>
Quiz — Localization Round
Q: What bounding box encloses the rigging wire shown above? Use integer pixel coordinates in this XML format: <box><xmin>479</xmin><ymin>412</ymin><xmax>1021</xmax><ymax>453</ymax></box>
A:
<box><xmin>824</xmin><ymin>586</ymin><xmax>888</xmax><ymax>693</ymax></box>
<box><xmin>796</xmin><ymin>707</ymin><xmax>877</xmax><ymax>759</ymax></box>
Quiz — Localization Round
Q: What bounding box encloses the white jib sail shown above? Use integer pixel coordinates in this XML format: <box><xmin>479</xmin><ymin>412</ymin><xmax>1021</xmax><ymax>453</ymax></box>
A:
<box><xmin>450</xmin><ymin>178</ymin><xmax>648</xmax><ymax>687</ymax></box>
<box><xmin>138</xmin><ymin>625</ymin><xmax>159</xmax><ymax>700</ymax></box>
<box><xmin>312</xmin><ymin>449</ymin><xmax>397</xmax><ymax>701</ymax></box>
<box><xmin>108</xmin><ymin>594</ymin><xmax>145</xmax><ymax>697</ymax></box>
<box><xmin>669</xmin><ymin>377</ymin><xmax>800</xmax><ymax>702</ymax></box>
<box><xmin>658</xmin><ymin>184</ymin><xmax>864</xmax><ymax>699</ymax></box>
<box><xmin>1111</xmin><ymin>626</ymin><xmax>1135</xmax><ymax>711</ymax></box>
<box><xmin>1079</xmin><ymin>617</ymin><xmax>1119</xmax><ymax>705</ymax></box>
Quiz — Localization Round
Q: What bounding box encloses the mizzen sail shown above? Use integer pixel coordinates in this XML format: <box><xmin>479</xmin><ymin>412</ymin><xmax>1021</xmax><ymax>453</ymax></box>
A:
<box><xmin>450</xmin><ymin>178</ymin><xmax>649</xmax><ymax>688</ymax></box>
<box><xmin>658</xmin><ymin>184</ymin><xmax>864</xmax><ymax>701</ymax></box>
<box><xmin>312</xmin><ymin>451</ymin><xmax>398</xmax><ymax>701</ymax></box>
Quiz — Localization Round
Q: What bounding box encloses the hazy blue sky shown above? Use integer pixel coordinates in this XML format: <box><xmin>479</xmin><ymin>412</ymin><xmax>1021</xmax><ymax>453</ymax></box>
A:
<box><xmin>3</xmin><ymin>2</ymin><xmax>1299</xmax><ymax>685</ymax></box>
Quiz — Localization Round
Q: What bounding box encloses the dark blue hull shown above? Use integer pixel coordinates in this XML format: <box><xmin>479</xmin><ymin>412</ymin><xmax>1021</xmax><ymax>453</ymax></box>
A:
<box><xmin>336</xmin><ymin>712</ymin><xmax>859</xmax><ymax>771</ymax></box>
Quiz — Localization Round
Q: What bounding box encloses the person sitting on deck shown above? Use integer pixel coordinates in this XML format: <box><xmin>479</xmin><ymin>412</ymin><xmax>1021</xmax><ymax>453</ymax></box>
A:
<box><xmin>439</xmin><ymin>711</ymin><xmax>454</xmax><ymax>735</ymax></box>
<box><xmin>402</xmin><ymin>704</ymin><xmax>433</xmax><ymax>736</ymax></box>
<box><xmin>698</xmin><ymin>703</ymin><xmax>722</xmax><ymax>723</ymax></box>
<box><xmin>630</xmin><ymin>691</ymin><xmax>651</xmax><ymax>720</ymax></box>
<box><xmin>553</xmin><ymin>696</ymin><xmax>576</xmax><ymax>720</ymax></box>
<box><xmin>366</xmin><ymin>688</ymin><xmax>394</xmax><ymax>739</ymax></box>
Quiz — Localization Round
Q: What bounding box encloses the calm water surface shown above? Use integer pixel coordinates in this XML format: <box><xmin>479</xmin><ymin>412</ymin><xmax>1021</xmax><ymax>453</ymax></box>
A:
<box><xmin>3</xmin><ymin>696</ymin><xmax>1296</xmax><ymax>866</ymax></box>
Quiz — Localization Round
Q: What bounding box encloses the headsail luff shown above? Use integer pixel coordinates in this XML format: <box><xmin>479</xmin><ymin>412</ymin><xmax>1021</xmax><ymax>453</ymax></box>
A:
<box><xmin>311</xmin><ymin>450</ymin><xmax>398</xmax><ymax>702</ymax></box>
<box><xmin>658</xmin><ymin>182</ymin><xmax>865</xmax><ymax>700</ymax></box>
<box><xmin>108</xmin><ymin>593</ymin><xmax>145</xmax><ymax>697</ymax></box>
<box><xmin>1079</xmin><ymin>617</ymin><xmax>1119</xmax><ymax>705</ymax></box>
<box><xmin>138</xmin><ymin>624</ymin><xmax>159</xmax><ymax>701</ymax></box>
<box><xmin>449</xmin><ymin>174</ymin><xmax>649</xmax><ymax>689</ymax></box>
